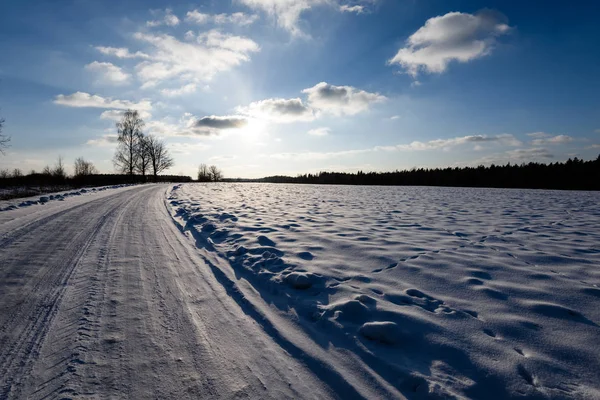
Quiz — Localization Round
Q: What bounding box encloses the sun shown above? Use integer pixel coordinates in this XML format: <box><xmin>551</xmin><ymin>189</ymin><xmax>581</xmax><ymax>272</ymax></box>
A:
<box><xmin>238</xmin><ymin>118</ymin><xmax>268</xmax><ymax>143</ymax></box>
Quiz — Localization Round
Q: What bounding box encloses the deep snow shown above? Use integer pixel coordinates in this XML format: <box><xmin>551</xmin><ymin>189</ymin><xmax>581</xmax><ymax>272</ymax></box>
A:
<box><xmin>167</xmin><ymin>183</ymin><xmax>600</xmax><ymax>399</ymax></box>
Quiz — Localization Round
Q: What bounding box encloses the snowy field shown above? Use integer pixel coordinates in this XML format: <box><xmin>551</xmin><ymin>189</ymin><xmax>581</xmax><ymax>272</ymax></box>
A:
<box><xmin>168</xmin><ymin>183</ymin><xmax>600</xmax><ymax>399</ymax></box>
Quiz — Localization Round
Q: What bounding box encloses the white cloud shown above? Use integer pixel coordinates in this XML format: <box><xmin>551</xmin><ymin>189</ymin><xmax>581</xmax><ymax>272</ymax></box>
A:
<box><xmin>132</xmin><ymin>30</ymin><xmax>259</xmax><ymax>86</ymax></box>
<box><xmin>100</xmin><ymin>109</ymin><xmax>152</xmax><ymax>121</ymax></box>
<box><xmin>265</xmin><ymin>133</ymin><xmax>520</xmax><ymax>161</ymax></box>
<box><xmin>339</xmin><ymin>5</ymin><xmax>364</xmax><ymax>14</ymax></box>
<box><xmin>209</xmin><ymin>155</ymin><xmax>237</xmax><ymax>162</ymax></box>
<box><xmin>238</xmin><ymin>0</ymin><xmax>328</xmax><ymax>36</ymax></box>
<box><xmin>95</xmin><ymin>46</ymin><xmax>150</xmax><ymax>59</ymax></box>
<box><xmin>54</xmin><ymin>92</ymin><xmax>152</xmax><ymax>111</ymax></box>
<box><xmin>87</xmin><ymin>134</ymin><xmax>119</xmax><ymax>147</ymax></box>
<box><xmin>389</xmin><ymin>134</ymin><xmax>521</xmax><ymax>151</ymax></box>
<box><xmin>185</xmin><ymin>10</ymin><xmax>210</xmax><ymax>24</ymax></box>
<box><xmin>268</xmin><ymin>148</ymin><xmax>370</xmax><ymax>161</ymax></box>
<box><xmin>145</xmin><ymin>119</ymin><xmax>187</xmax><ymax>137</ymax></box>
<box><xmin>133</xmin><ymin>113</ymin><xmax>246</xmax><ymax>138</ymax></box>
<box><xmin>215</xmin><ymin>12</ymin><xmax>259</xmax><ymax>25</ymax></box>
<box><xmin>186</xmin><ymin>10</ymin><xmax>259</xmax><ymax>25</ymax></box>
<box><xmin>527</xmin><ymin>131</ymin><xmax>551</xmax><ymax>138</ymax></box>
<box><xmin>308</xmin><ymin>127</ymin><xmax>331</xmax><ymax>136</ymax></box>
<box><xmin>302</xmin><ymin>82</ymin><xmax>386</xmax><ymax>115</ymax></box>
<box><xmin>389</xmin><ymin>115</ymin><xmax>401</xmax><ymax>120</ymax></box>
<box><xmin>132</xmin><ymin>114</ymin><xmax>249</xmax><ymax>138</ymax></box>
<box><xmin>586</xmin><ymin>144</ymin><xmax>600</xmax><ymax>149</ymax></box>
<box><xmin>99</xmin><ymin>110</ymin><xmax>124</xmax><ymax>121</ymax></box>
<box><xmin>196</xmin><ymin>30</ymin><xmax>260</xmax><ymax>52</ymax></box>
<box><xmin>236</xmin><ymin>82</ymin><xmax>385</xmax><ymax>123</ymax></box>
<box><xmin>531</xmin><ymin>135</ymin><xmax>573</xmax><ymax>146</ymax></box>
<box><xmin>160</xmin><ymin>83</ymin><xmax>198</xmax><ymax>97</ymax></box>
<box><xmin>147</xmin><ymin>8</ymin><xmax>180</xmax><ymax>27</ymax></box>
<box><xmin>237</xmin><ymin>98</ymin><xmax>314</xmax><ymax>122</ymax></box>
<box><xmin>482</xmin><ymin>148</ymin><xmax>554</xmax><ymax>164</ymax></box>
<box><xmin>168</xmin><ymin>142</ymin><xmax>211</xmax><ymax>155</ymax></box>
<box><xmin>594</xmin><ymin>129</ymin><xmax>600</xmax><ymax>134</ymax></box>
<box><xmin>85</xmin><ymin>61</ymin><xmax>130</xmax><ymax>85</ymax></box>
<box><xmin>388</xmin><ymin>10</ymin><xmax>511</xmax><ymax>77</ymax></box>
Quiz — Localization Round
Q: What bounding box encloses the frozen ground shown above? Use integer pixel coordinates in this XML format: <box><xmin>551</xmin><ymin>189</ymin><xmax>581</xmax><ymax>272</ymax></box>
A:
<box><xmin>168</xmin><ymin>183</ymin><xmax>600</xmax><ymax>399</ymax></box>
<box><xmin>1</xmin><ymin>183</ymin><xmax>599</xmax><ymax>399</ymax></box>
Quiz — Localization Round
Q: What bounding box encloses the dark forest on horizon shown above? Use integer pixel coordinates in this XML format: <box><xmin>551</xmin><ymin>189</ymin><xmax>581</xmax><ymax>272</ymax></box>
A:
<box><xmin>227</xmin><ymin>155</ymin><xmax>600</xmax><ymax>191</ymax></box>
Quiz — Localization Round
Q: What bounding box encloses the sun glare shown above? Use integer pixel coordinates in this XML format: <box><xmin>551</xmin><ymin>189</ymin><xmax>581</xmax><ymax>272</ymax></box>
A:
<box><xmin>238</xmin><ymin>118</ymin><xmax>268</xmax><ymax>143</ymax></box>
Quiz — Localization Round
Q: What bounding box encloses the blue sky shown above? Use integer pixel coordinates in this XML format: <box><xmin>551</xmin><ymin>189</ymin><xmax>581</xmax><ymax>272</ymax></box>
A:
<box><xmin>1</xmin><ymin>0</ymin><xmax>599</xmax><ymax>178</ymax></box>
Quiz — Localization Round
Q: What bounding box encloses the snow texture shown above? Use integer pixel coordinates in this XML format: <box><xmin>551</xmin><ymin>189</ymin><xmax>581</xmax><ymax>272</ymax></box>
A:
<box><xmin>0</xmin><ymin>184</ymin><xmax>331</xmax><ymax>399</ymax></box>
<box><xmin>0</xmin><ymin>184</ymin><xmax>133</xmax><ymax>212</ymax></box>
<box><xmin>168</xmin><ymin>182</ymin><xmax>600</xmax><ymax>399</ymax></box>
<box><xmin>1</xmin><ymin>182</ymin><xmax>599</xmax><ymax>399</ymax></box>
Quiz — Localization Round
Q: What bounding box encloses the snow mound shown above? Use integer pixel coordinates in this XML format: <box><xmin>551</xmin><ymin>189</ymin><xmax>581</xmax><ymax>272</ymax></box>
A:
<box><xmin>359</xmin><ymin>321</ymin><xmax>402</xmax><ymax>345</ymax></box>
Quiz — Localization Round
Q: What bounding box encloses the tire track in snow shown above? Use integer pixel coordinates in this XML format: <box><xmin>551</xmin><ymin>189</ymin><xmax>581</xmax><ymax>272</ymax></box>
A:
<box><xmin>24</xmin><ymin>188</ymin><xmax>147</xmax><ymax>400</ymax></box>
<box><xmin>0</xmin><ymin>201</ymin><xmax>92</xmax><ymax>249</ymax></box>
<box><xmin>0</xmin><ymin>187</ymin><xmax>151</xmax><ymax>399</ymax></box>
<box><xmin>0</xmin><ymin>208</ymin><xmax>115</xmax><ymax>398</ymax></box>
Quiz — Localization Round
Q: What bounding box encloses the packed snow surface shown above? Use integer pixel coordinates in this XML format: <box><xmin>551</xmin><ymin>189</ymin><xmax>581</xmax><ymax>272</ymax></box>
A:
<box><xmin>168</xmin><ymin>183</ymin><xmax>600</xmax><ymax>399</ymax></box>
<box><xmin>1</xmin><ymin>183</ymin><xmax>599</xmax><ymax>399</ymax></box>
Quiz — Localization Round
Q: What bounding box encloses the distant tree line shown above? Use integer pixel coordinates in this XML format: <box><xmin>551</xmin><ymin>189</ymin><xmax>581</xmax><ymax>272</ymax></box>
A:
<box><xmin>246</xmin><ymin>156</ymin><xmax>600</xmax><ymax>190</ymax></box>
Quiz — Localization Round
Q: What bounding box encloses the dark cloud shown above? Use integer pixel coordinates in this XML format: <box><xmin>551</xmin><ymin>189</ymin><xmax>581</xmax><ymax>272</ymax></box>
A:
<box><xmin>192</xmin><ymin>115</ymin><xmax>248</xmax><ymax>130</ymax></box>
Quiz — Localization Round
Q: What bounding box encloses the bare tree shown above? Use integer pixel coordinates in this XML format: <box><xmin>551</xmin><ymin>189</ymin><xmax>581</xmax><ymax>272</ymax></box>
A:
<box><xmin>0</xmin><ymin>112</ymin><xmax>9</xmax><ymax>154</ymax></box>
<box><xmin>145</xmin><ymin>135</ymin><xmax>174</xmax><ymax>181</ymax></box>
<box><xmin>136</xmin><ymin>136</ymin><xmax>151</xmax><ymax>179</ymax></box>
<box><xmin>209</xmin><ymin>165</ymin><xmax>222</xmax><ymax>182</ymax></box>
<box><xmin>198</xmin><ymin>163</ymin><xmax>211</xmax><ymax>182</ymax></box>
<box><xmin>114</xmin><ymin>110</ymin><xmax>144</xmax><ymax>177</ymax></box>
<box><xmin>53</xmin><ymin>156</ymin><xmax>67</xmax><ymax>179</ymax></box>
<box><xmin>12</xmin><ymin>168</ymin><xmax>22</xmax><ymax>178</ymax></box>
<box><xmin>74</xmin><ymin>157</ymin><xmax>98</xmax><ymax>176</ymax></box>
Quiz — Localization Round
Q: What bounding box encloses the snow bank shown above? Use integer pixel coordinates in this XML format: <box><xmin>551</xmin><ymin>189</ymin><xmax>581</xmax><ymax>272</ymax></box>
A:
<box><xmin>167</xmin><ymin>183</ymin><xmax>600</xmax><ymax>398</ymax></box>
<box><xmin>0</xmin><ymin>184</ymin><xmax>135</xmax><ymax>212</ymax></box>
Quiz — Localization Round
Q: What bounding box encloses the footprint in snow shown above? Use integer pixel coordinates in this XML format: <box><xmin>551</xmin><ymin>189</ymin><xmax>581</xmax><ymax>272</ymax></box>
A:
<box><xmin>464</xmin><ymin>277</ymin><xmax>485</xmax><ymax>285</ymax></box>
<box><xmin>463</xmin><ymin>310</ymin><xmax>479</xmax><ymax>319</ymax></box>
<box><xmin>483</xmin><ymin>329</ymin><xmax>497</xmax><ymax>338</ymax></box>
<box><xmin>517</xmin><ymin>364</ymin><xmax>537</xmax><ymax>386</ymax></box>
<box><xmin>297</xmin><ymin>251</ymin><xmax>314</xmax><ymax>260</ymax></box>
<box><xmin>514</xmin><ymin>348</ymin><xmax>526</xmax><ymax>357</ymax></box>
<box><xmin>469</xmin><ymin>270</ymin><xmax>493</xmax><ymax>280</ymax></box>
<box><xmin>257</xmin><ymin>235</ymin><xmax>276</xmax><ymax>247</ymax></box>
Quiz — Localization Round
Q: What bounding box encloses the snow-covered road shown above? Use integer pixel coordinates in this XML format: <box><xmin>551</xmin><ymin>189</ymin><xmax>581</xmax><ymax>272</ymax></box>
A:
<box><xmin>0</xmin><ymin>185</ymin><xmax>333</xmax><ymax>399</ymax></box>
